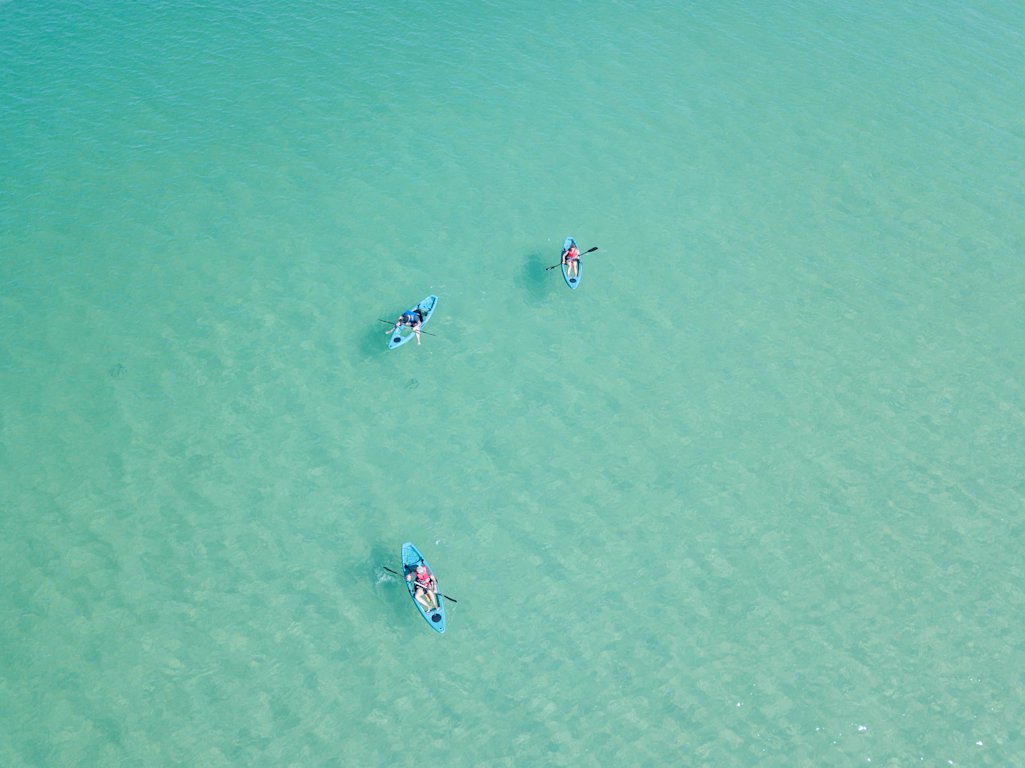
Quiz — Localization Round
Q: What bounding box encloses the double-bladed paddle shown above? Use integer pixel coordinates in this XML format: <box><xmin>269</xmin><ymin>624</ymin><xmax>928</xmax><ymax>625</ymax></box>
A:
<box><xmin>546</xmin><ymin>245</ymin><xmax>598</xmax><ymax>270</ymax></box>
<box><xmin>377</xmin><ymin>319</ymin><xmax>438</xmax><ymax>337</ymax></box>
<box><xmin>382</xmin><ymin>565</ymin><xmax>458</xmax><ymax>603</ymax></box>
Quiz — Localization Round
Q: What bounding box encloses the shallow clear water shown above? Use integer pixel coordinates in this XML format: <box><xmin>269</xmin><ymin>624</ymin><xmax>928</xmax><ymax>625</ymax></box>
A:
<box><xmin>3</xmin><ymin>1</ymin><xmax>1024</xmax><ymax>765</ymax></box>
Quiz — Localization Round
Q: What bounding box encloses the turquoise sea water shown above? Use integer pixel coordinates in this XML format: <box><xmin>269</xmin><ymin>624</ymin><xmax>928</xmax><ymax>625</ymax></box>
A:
<box><xmin>3</xmin><ymin>1</ymin><xmax>1025</xmax><ymax>765</ymax></box>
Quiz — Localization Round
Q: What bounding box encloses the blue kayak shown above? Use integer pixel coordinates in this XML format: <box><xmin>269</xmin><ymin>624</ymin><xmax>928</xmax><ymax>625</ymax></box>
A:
<box><xmin>388</xmin><ymin>295</ymin><xmax>438</xmax><ymax>349</ymax></box>
<box><xmin>401</xmin><ymin>542</ymin><xmax>446</xmax><ymax>633</ymax></box>
<box><xmin>560</xmin><ymin>236</ymin><xmax>581</xmax><ymax>290</ymax></box>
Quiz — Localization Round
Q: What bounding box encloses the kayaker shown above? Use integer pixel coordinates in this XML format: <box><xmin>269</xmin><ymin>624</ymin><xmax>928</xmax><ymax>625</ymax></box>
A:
<box><xmin>407</xmin><ymin>563</ymin><xmax>439</xmax><ymax>612</ymax></box>
<box><xmin>561</xmin><ymin>243</ymin><xmax>581</xmax><ymax>278</ymax></box>
<box><xmin>386</xmin><ymin>307</ymin><xmax>425</xmax><ymax>345</ymax></box>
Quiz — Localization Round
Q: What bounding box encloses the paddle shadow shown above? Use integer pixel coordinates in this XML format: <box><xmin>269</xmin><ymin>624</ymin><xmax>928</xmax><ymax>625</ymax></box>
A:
<box><xmin>517</xmin><ymin>251</ymin><xmax>553</xmax><ymax>307</ymax></box>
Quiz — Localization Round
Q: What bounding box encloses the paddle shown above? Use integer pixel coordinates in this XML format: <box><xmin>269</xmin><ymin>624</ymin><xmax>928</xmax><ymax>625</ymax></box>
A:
<box><xmin>546</xmin><ymin>245</ymin><xmax>598</xmax><ymax>270</ymax></box>
<box><xmin>382</xmin><ymin>566</ymin><xmax>458</xmax><ymax>603</ymax></box>
<box><xmin>377</xmin><ymin>319</ymin><xmax>438</xmax><ymax>338</ymax></box>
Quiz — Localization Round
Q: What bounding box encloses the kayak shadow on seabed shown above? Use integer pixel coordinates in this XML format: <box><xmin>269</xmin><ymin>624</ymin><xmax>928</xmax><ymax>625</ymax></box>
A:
<box><xmin>361</xmin><ymin>325</ymin><xmax>385</xmax><ymax>358</ymax></box>
<box><xmin>369</xmin><ymin>544</ymin><xmax>410</xmax><ymax>626</ymax></box>
<box><xmin>516</xmin><ymin>251</ymin><xmax>550</xmax><ymax>306</ymax></box>
<box><xmin>361</xmin><ymin>315</ymin><xmax>399</xmax><ymax>359</ymax></box>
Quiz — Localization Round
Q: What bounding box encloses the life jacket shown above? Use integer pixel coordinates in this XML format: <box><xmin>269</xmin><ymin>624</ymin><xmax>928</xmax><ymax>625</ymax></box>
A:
<box><xmin>414</xmin><ymin>568</ymin><xmax>432</xmax><ymax>586</ymax></box>
<box><xmin>400</xmin><ymin>310</ymin><xmax>420</xmax><ymax>325</ymax></box>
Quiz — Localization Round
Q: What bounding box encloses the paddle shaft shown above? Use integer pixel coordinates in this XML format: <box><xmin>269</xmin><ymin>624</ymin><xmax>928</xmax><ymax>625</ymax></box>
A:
<box><xmin>382</xmin><ymin>565</ymin><xmax>457</xmax><ymax>603</ymax></box>
<box><xmin>546</xmin><ymin>245</ymin><xmax>598</xmax><ymax>270</ymax></box>
<box><xmin>377</xmin><ymin>319</ymin><xmax>438</xmax><ymax>337</ymax></box>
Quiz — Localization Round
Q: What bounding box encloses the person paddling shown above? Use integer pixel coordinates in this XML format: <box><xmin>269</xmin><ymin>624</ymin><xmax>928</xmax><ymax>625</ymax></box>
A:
<box><xmin>407</xmin><ymin>563</ymin><xmax>439</xmax><ymax>612</ymax></box>
<box><xmin>561</xmin><ymin>242</ymin><xmax>581</xmax><ymax>278</ymax></box>
<box><xmin>386</xmin><ymin>307</ymin><xmax>426</xmax><ymax>345</ymax></box>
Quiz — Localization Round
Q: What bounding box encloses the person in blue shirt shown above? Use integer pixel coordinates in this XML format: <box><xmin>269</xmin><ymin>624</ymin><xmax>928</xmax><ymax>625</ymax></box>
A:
<box><xmin>386</xmin><ymin>307</ymin><xmax>426</xmax><ymax>345</ymax></box>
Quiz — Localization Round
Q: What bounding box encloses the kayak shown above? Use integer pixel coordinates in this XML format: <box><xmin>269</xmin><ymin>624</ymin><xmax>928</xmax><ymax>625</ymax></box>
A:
<box><xmin>401</xmin><ymin>542</ymin><xmax>446</xmax><ymax>633</ymax></box>
<box><xmin>560</xmin><ymin>236</ymin><xmax>581</xmax><ymax>290</ymax></box>
<box><xmin>388</xmin><ymin>295</ymin><xmax>438</xmax><ymax>349</ymax></box>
